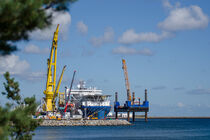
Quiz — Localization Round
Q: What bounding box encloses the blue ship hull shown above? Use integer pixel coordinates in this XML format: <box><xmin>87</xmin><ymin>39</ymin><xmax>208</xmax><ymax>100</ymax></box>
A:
<box><xmin>81</xmin><ymin>106</ymin><xmax>111</xmax><ymax>119</ymax></box>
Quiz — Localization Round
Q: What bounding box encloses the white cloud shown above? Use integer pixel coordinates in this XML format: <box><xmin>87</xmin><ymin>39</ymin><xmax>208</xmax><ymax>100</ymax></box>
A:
<box><xmin>152</xmin><ymin>86</ymin><xmax>167</xmax><ymax>90</ymax></box>
<box><xmin>30</xmin><ymin>9</ymin><xmax>71</xmax><ymax>40</ymax></box>
<box><xmin>77</xmin><ymin>21</ymin><xmax>88</xmax><ymax>35</ymax></box>
<box><xmin>163</xmin><ymin>0</ymin><xmax>173</xmax><ymax>9</ymax></box>
<box><xmin>21</xmin><ymin>72</ymin><xmax>46</xmax><ymax>81</ymax></box>
<box><xmin>174</xmin><ymin>87</ymin><xmax>185</xmax><ymax>91</ymax></box>
<box><xmin>24</xmin><ymin>44</ymin><xmax>49</xmax><ymax>54</ymax></box>
<box><xmin>0</xmin><ymin>55</ymin><xmax>46</xmax><ymax>81</ymax></box>
<box><xmin>118</xmin><ymin>2</ymin><xmax>208</xmax><ymax>46</ymax></box>
<box><xmin>89</xmin><ymin>27</ymin><xmax>114</xmax><ymax>47</ymax></box>
<box><xmin>112</xmin><ymin>46</ymin><xmax>154</xmax><ymax>56</ymax></box>
<box><xmin>0</xmin><ymin>55</ymin><xmax>30</xmax><ymax>75</ymax></box>
<box><xmin>177</xmin><ymin>102</ymin><xmax>185</xmax><ymax>108</ymax></box>
<box><xmin>118</xmin><ymin>30</ymin><xmax>172</xmax><ymax>45</ymax></box>
<box><xmin>187</xmin><ymin>88</ymin><xmax>210</xmax><ymax>94</ymax></box>
<box><xmin>81</xmin><ymin>49</ymin><xmax>94</xmax><ymax>57</ymax></box>
<box><xmin>163</xmin><ymin>0</ymin><xmax>180</xmax><ymax>10</ymax></box>
<box><xmin>158</xmin><ymin>5</ymin><xmax>209</xmax><ymax>31</ymax></box>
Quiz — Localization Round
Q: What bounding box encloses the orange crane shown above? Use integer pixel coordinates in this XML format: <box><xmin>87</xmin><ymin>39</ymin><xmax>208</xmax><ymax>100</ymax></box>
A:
<box><xmin>122</xmin><ymin>59</ymin><xmax>131</xmax><ymax>101</ymax></box>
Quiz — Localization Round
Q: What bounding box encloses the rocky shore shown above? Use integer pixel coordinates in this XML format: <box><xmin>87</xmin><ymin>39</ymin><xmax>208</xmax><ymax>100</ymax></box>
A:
<box><xmin>40</xmin><ymin>119</ymin><xmax>131</xmax><ymax>126</ymax></box>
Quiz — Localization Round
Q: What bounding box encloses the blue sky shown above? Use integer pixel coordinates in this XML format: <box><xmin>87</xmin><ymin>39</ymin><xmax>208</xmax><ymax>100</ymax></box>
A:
<box><xmin>1</xmin><ymin>0</ymin><xmax>210</xmax><ymax>116</ymax></box>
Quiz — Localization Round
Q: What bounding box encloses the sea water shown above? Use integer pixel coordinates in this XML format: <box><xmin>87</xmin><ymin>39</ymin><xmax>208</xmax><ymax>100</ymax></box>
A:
<box><xmin>34</xmin><ymin>119</ymin><xmax>210</xmax><ymax>140</ymax></box>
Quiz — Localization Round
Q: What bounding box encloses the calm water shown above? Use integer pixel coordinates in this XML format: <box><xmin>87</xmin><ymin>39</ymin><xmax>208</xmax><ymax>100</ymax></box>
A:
<box><xmin>34</xmin><ymin>119</ymin><xmax>210</xmax><ymax>140</ymax></box>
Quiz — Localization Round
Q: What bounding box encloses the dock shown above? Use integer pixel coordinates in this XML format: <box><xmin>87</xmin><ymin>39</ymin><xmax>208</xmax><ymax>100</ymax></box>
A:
<box><xmin>114</xmin><ymin>89</ymin><xmax>149</xmax><ymax>122</ymax></box>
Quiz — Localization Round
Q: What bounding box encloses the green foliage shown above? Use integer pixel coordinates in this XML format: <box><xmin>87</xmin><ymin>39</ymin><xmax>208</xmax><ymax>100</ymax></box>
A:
<box><xmin>2</xmin><ymin>72</ymin><xmax>21</xmax><ymax>104</ymax></box>
<box><xmin>0</xmin><ymin>105</ymin><xmax>11</xmax><ymax>140</ymax></box>
<box><xmin>0</xmin><ymin>0</ymin><xmax>78</xmax><ymax>138</ymax></box>
<box><xmin>0</xmin><ymin>0</ymin><xmax>77</xmax><ymax>55</ymax></box>
<box><xmin>0</xmin><ymin>72</ymin><xmax>41</xmax><ymax>140</ymax></box>
<box><xmin>9</xmin><ymin>96</ymin><xmax>40</xmax><ymax>140</ymax></box>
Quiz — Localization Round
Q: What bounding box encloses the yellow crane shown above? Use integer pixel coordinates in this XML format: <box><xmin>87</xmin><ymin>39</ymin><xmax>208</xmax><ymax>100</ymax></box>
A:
<box><xmin>122</xmin><ymin>59</ymin><xmax>131</xmax><ymax>101</ymax></box>
<box><xmin>43</xmin><ymin>24</ymin><xmax>66</xmax><ymax>112</ymax></box>
<box><xmin>52</xmin><ymin>65</ymin><xmax>66</xmax><ymax>111</ymax></box>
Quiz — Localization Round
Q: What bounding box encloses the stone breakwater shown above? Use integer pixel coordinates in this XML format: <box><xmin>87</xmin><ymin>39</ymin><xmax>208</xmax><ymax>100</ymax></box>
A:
<box><xmin>40</xmin><ymin>119</ymin><xmax>131</xmax><ymax>126</ymax></box>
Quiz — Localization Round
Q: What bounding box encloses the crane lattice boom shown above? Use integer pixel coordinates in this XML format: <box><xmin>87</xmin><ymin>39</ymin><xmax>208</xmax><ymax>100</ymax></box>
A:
<box><xmin>122</xmin><ymin>59</ymin><xmax>131</xmax><ymax>101</ymax></box>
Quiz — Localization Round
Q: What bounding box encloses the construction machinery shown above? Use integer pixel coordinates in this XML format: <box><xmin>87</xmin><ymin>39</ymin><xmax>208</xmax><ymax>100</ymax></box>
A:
<box><xmin>36</xmin><ymin>24</ymin><xmax>112</xmax><ymax>120</ymax></box>
<box><xmin>114</xmin><ymin>59</ymin><xmax>149</xmax><ymax>122</ymax></box>
<box><xmin>52</xmin><ymin>65</ymin><xmax>66</xmax><ymax>112</ymax></box>
<box><xmin>43</xmin><ymin>24</ymin><xmax>66</xmax><ymax>112</ymax></box>
<box><xmin>64</xmin><ymin>70</ymin><xmax>76</xmax><ymax>113</ymax></box>
<box><xmin>122</xmin><ymin>59</ymin><xmax>131</xmax><ymax>101</ymax></box>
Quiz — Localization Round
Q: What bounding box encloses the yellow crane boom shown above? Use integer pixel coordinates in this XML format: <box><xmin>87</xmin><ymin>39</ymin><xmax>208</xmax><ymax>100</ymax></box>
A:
<box><xmin>43</xmin><ymin>24</ymin><xmax>60</xmax><ymax>111</ymax></box>
<box><xmin>122</xmin><ymin>59</ymin><xmax>131</xmax><ymax>101</ymax></box>
<box><xmin>52</xmin><ymin>65</ymin><xmax>66</xmax><ymax>110</ymax></box>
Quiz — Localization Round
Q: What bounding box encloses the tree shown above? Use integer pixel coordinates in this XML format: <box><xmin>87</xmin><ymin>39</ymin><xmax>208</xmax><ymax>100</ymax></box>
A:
<box><xmin>0</xmin><ymin>73</ymin><xmax>44</xmax><ymax>139</ymax></box>
<box><xmin>0</xmin><ymin>0</ymin><xmax>77</xmax><ymax>55</ymax></box>
<box><xmin>0</xmin><ymin>72</ymin><xmax>41</xmax><ymax>140</ymax></box>
<box><xmin>0</xmin><ymin>1</ymin><xmax>77</xmax><ymax>139</ymax></box>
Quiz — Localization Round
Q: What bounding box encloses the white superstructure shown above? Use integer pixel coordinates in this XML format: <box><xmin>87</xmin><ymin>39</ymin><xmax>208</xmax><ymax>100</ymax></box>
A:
<box><xmin>65</xmin><ymin>81</ymin><xmax>110</xmax><ymax>107</ymax></box>
<box><xmin>66</xmin><ymin>81</ymin><xmax>102</xmax><ymax>96</ymax></box>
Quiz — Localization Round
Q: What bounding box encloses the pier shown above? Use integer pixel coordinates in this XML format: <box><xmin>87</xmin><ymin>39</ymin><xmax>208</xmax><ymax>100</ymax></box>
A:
<box><xmin>40</xmin><ymin>119</ymin><xmax>131</xmax><ymax>126</ymax></box>
<box><xmin>114</xmin><ymin>89</ymin><xmax>149</xmax><ymax>122</ymax></box>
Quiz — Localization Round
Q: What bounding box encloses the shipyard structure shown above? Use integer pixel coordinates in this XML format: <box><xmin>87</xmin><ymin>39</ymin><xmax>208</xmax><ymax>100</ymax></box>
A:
<box><xmin>36</xmin><ymin>25</ymin><xmax>111</xmax><ymax>120</ymax></box>
<box><xmin>36</xmin><ymin>25</ymin><xmax>149</xmax><ymax>122</ymax></box>
<box><xmin>64</xmin><ymin>81</ymin><xmax>111</xmax><ymax>119</ymax></box>
<box><xmin>114</xmin><ymin>59</ymin><xmax>149</xmax><ymax>122</ymax></box>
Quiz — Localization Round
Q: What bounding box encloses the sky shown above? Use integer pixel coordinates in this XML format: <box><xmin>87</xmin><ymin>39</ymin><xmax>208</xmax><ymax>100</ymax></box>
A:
<box><xmin>1</xmin><ymin>0</ymin><xmax>210</xmax><ymax>116</ymax></box>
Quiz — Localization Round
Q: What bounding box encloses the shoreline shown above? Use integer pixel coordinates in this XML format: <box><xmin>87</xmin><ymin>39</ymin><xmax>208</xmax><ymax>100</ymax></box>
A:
<box><xmin>147</xmin><ymin>116</ymin><xmax>210</xmax><ymax>119</ymax></box>
<box><xmin>38</xmin><ymin>117</ymin><xmax>210</xmax><ymax>126</ymax></box>
<box><xmin>40</xmin><ymin>119</ymin><xmax>131</xmax><ymax>126</ymax></box>
<box><xmin>108</xmin><ymin>116</ymin><xmax>210</xmax><ymax>119</ymax></box>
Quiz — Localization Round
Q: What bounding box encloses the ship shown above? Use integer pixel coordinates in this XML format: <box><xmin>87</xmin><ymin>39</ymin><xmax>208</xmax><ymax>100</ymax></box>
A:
<box><xmin>64</xmin><ymin>81</ymin><xmax>111</xmax><ymax>119</ymax></box>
